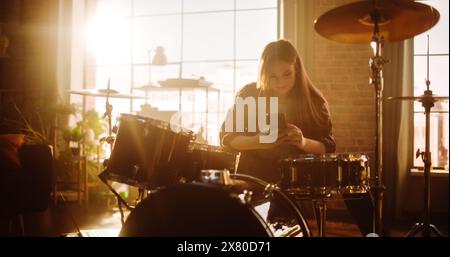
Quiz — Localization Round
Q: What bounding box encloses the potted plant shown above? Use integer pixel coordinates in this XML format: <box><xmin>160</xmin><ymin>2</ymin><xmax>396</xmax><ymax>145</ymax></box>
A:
<box><xmin>63</xmin><ymin>125</ymin><xmax>85</xmax><ymax>156</ymax></box>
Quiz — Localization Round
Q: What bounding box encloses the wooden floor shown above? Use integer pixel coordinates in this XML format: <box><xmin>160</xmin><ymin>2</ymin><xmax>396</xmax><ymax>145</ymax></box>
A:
<box><xmin>3</xmin><ymin>197</ymin><xmax>447</xmax><ymax>237</ymax></box>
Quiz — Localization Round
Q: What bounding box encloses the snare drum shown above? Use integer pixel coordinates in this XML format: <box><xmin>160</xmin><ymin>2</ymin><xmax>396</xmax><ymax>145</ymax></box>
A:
<box><xmin>280</xmin><ymin>153</ymin><xmax>370</xmax><ymax>196</ymax></box>
<box><xmin>104</xmin><ymin>114</ymin><xmax>193</xmax><ymax>189</ymax></box>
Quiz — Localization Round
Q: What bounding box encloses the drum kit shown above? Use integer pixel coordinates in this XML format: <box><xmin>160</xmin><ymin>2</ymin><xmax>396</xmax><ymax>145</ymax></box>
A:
<box><xmin>69</xmin><ymin>0</ymin><xmax>447</xmax><ymax>237</ymax></box>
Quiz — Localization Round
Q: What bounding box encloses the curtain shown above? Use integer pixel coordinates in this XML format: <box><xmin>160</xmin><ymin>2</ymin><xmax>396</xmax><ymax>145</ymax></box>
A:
<box><xmin>281</xmin><ymin>0</ymin><xmax>316</xmax><ymax>79</ymax></box>
<box><xmin>56</xmin><ymin>0</ymin><xmax>90</xmax><ymax>101</ymax></box>
<box><xmin>56</xmin><ymin>0</ymin><xmax>73</xmax><ymax>103</ymax></box>
<box><xmin>382</xmin><ymin>39</ymin><xmax>414</xmax><ymax>227</ymax></box>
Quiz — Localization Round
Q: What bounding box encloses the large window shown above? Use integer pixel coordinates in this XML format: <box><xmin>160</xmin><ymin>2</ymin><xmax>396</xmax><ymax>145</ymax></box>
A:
<box><xmin>76</xmin><ymin>0</ymin><xmax>278</xmax><ymax>146</ymax></box>
<box><xmin>413</xmin><ymin>0</ymin><xmax>449</xmax><ymax>170</ymax></box>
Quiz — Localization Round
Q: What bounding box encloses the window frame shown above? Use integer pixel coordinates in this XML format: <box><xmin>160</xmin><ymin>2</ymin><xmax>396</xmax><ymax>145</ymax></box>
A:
<box><xmin>412</xmin><ymin>0</ymin><xmax>449</xmax><ymax>171</ymax></box>
<box><xmin>80</xmin><ymin>0</ymin><xmax>280</xmax><ymax>145</ymax></box>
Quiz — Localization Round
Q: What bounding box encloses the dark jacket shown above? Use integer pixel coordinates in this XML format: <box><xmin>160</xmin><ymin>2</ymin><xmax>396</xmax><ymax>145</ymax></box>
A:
<box><xmin>220</xmin><ymin>83</ymin><xmax>336</xmax><ymax>183</ymax></box>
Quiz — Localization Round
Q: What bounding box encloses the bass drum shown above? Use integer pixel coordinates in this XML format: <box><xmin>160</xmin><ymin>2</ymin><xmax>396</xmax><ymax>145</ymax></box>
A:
<box><xmin>120</xmin><ymin>173</ymin><xmax>311</xmax><ymax>237</ymax></box>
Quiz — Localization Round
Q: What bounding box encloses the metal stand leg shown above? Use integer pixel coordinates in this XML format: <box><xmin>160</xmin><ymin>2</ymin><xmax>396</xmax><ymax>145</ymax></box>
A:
<box><xmin>369</xmin><ymin>184</ymin><xmax>385</xmax><ymax>235</ymax></box>
<box><xmin>406</xmin><ymin>222</ymin><xmax>421</xmax><ymax>237</ymax></box>
<box><xmin>368</xmin><ymin>11</ymin><xmax>388</xmax><ymax>235</ymax></box>
<box><xmin>406</xmin><ymin>222</ymin><xmax>445</xmax><ymax>237</ymax></box>
<box><xmin>430</xmin><ymin>224</ymin><xmax>444</xmax><ymax>236</ymax></box>
<box><xmin>313</xmin><ymin>198</ymin><xmax>327</xmax><ymax>237</ymax></box>
<box><xmin>405</xmin><ymin>87</ymin><xmax>445</xmax><ymax>237</ymax></box>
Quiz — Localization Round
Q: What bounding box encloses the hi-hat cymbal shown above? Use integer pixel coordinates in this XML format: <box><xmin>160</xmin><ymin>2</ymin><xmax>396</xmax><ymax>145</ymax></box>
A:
<box><xmin>133</xmin><ymin>84</ymin><xmax>161</xmax><ymax>92</ymax></box>
<box><xmin>68</xmin><ymin>89</ymin><xmax>146</xmax><ymax>99</ymax></box>
<box><xmin>388</xmin><ymin>95</ymin><xmax>449</xmax><ymax>102</ymax></box>
<box><xmin>314</xmin><ymin>0</ymin><xmax>440</xmax><ymax>43</ymax></box>
<box><xmin>97</xmin><ymin>89</ymin><xmax>119</xmax><ymax>95</ymax></box>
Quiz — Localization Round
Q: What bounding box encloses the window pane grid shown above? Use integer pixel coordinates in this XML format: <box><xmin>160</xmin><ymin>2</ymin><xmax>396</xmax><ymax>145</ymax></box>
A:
<box><xmin>81</xmin><ymin>0</ymin><xmax>278</xmax><ymax>146</ymax></box>
<box><xmin>125</xmin><ymin>7</ymin><xmax>277</xmax><ymax>18</ymax></box>
<box><xmin>413</xmin><ymin>0</ymin><xmax>449</xmax><ymax>170</ymax></box>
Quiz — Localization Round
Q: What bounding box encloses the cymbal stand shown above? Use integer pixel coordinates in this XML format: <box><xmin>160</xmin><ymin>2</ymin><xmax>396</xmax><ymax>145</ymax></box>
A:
<box><xmin>368</xmin><ymin>6</ymin><xmax>387</xmax><ymax>236</ymax></box>
<box><xmin>98</xmin><ymin>78</ymin><xmax>132</xmax><ymax>225</ymax></box>
<box><xmin>102</xmin><ymin>78</ymin><xmax>114</xmax><ymax>152</ymax></box>
<box><xmin>406</xmin><ymin>36</ymin><xmax>444</xmax><ymax>237</ymax></box>
<box><xmin>293</xmin><ymin>192</ymin><xmax>330</xmax><ymax>237</ymax></box>
<box><xmin>312</xmin><ymin>196</ymin><xmax>329</xmax><ymax>237</ymax></box>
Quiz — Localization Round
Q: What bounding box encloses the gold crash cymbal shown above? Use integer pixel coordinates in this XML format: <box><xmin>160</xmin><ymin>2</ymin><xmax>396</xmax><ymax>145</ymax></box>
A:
<box><xmin>68</xmin><ymin>89</ymin><xmax>146</xmax><ymax>99</ymax></box>
<box><xmin>388</xmin><ymin>95</ymin><xmax>449</xmax><ymax>102</ymax></box>
<box><xmin>314</xmin><ymin>0</ymin><xmax>440</xmax><ymax>43</ymax></box>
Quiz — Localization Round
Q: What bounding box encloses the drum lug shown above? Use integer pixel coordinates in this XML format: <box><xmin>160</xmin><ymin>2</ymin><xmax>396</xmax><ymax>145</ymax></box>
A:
<box><xmin>200</xmin><ymin>169</ymin><xmax>232</xmax><ymax>185</ymax></box>
<box><xmin>238</xmin><ymin>190</ymin><xmax>253</xmax><ymax>204</ymax></box>
<box><xmin>263</xmin><ymin>184</ymin><xmax>279</xmax><ymax>199</ymax></box>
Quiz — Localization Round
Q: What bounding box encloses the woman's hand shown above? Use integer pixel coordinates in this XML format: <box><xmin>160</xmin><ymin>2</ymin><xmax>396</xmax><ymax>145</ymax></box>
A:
<box><xmin>228</xmin><ymin>130</ymin><xmax>288</xmax><ymax>151</ymax></box>
<box><xmin>257</xmin><ymin>129</ymin><xmax>288</xmax><ymax>150</ymax></box>
<box><xmin>284</xmin><ymin>123</ymin><xmax>305</xmax><ymax>150</ymax></box>
<box><xmin>284</xmin><ymin>123</ymin><xmax>327</xmax><ymax>154</ymax></box>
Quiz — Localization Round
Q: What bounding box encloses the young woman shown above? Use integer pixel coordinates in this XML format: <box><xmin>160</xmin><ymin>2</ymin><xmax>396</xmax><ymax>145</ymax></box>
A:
<box><xmin>220</xmin><ymin>39</ymin><xmax>373</xmax><ymax>236</ymax></box>
<box><xmin>220</xmin><ymin>39</ymin><xmax>335</xmax><ymax>183</ymax></box>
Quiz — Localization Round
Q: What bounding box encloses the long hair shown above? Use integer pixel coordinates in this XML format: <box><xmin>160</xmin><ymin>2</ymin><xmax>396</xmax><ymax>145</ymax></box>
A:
<box><xmin>257</xmin><ymin>39</ymin><xmax>330</xmax><ymax>128</ymax></box>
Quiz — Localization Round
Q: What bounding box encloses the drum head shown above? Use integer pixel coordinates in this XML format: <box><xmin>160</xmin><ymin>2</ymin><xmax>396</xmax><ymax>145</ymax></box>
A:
<box><xmin>120</xmin><ymin>183</ymin><xmax>271</xmax><ymax>236</ymax></box>
<box><xmin>283</xmin><ymin>153</ymin><xmax>339</xmax><ymax>163</ymax></box>
<box><xmin>338</xmin><ymin>153</ymin><xmax>369</xmax><ymax>162</ymax></box>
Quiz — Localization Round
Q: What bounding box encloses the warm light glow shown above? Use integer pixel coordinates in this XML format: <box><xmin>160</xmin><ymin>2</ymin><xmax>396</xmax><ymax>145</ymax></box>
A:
<box><xmin>79</xmin><ymin>1</ymin><xmax>277</xmax><ymax>145</ymax></box>
<box><xmin>86</xmin><ymin>10</ymin><xmax>130</xmax><ymax>65</ymax></box>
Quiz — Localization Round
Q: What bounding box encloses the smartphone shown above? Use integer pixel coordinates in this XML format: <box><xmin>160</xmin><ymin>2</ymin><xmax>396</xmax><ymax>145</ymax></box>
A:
<box><xmin>278</xmin><ymin>113</ymin><xmax>287</xmax><ymax>130</ymax></box>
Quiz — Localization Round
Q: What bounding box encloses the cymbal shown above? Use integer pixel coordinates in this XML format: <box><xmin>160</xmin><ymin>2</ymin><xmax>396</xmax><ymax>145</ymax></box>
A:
<box><xmin>68</xmin><ymin>89</ymin><xmax>146</xmax><ymax>99</ymax></box>
<box><xmin>159</xmin><ymin>78</ymin><xmax>213</xmax><ymax>88</ymax></box>
<box><xmin>133</xmin><ymin>81</ymin><xmax>220</xmax><ymax>92</ymax></box>
<box><xmin>388</xmin><ymin>95</ymin><xmax>449</xmax><ymax>102</ymax></box>
<box><xmin>133</xmin><ymin>84</ymin><xmax>161</xmax><ymax>92</ymax></box>
<box><xmin>314</xmin><ymin>0</ymin><xmax>440</xmax><ymax>43</ymax></box>
<box><xmin>98</xmin><ymin>89</ymin><xmax>119</xmax><ymax>95</ymax></box>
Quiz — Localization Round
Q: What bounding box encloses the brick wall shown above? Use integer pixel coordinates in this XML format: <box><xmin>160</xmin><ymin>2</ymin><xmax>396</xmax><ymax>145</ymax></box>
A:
<box><xmin>309</xmin><ymin>0</ymin><xmax>375</xmax><ymax>154</ymax></box>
